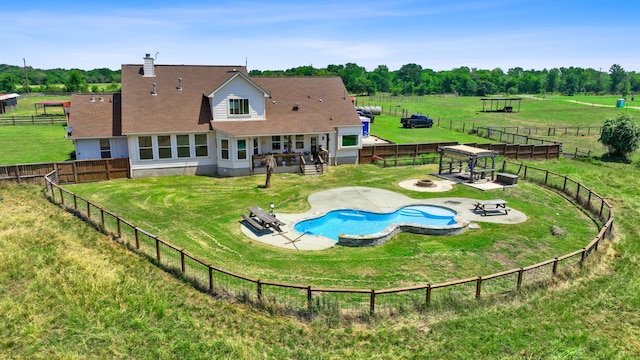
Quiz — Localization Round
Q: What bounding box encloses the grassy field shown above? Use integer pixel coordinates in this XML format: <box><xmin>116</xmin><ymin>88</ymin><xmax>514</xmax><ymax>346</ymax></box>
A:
<box><xmin>2</xmin><ymin>94</ymin><xmax>640</xmax><ymax>358</ymax></box>
<box><xmin>2</xmin><ymin>158</ymin><xmax>639</xmax><ymax>358</ymax></box>
<box><xmin>4</xmin><ymin>95</ymin><xmax>71</xmax><ymax>117</ymax></box>
<box><xmin>64</xmin><ymin>165</ymin><xmax>598</xmax><ymax>290</ymax></box>
<box><xmin>361</xmin><ymin>95</ymin><xmax>640</xmax><ymax>158</ymax></box>
<box><xmin>0</xmin><ymin>125</ymin><xmax>74</xmax><ymax>164</ymax></box>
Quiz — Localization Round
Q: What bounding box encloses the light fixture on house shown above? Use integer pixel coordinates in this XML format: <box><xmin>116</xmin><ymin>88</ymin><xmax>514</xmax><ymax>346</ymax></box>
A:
<box><xmin>65</xmin><ymin>126</ymin><xmax>73</xmax><ymax>137</ymax></box>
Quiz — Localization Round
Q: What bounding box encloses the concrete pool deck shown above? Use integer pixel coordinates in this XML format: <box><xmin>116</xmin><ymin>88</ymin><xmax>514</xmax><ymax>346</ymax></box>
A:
<box><xmin>240</xmin><ymin>184</ymin><xmax>527</xmax><ymax>251</ymax></box>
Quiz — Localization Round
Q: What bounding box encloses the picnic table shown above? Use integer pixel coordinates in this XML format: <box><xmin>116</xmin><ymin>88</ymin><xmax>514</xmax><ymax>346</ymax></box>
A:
<box><xmin>473</xmin><ymin>199</ymin><xmax>511</xmax><ymax>216</ymax></box>
<box><xmin>242</xmin><ymin>206</ymin><xmax>284</xmax><ymax>231</ymax></box>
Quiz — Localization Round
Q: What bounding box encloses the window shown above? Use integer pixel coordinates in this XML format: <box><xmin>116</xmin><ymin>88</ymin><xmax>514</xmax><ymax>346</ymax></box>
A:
<box><xmin>237</xmin><ymin>139</ymin><xmax>247</xmax><ymax>160</ymax></box>
<box><xmin>253</xmin><ymin>138</ymin><xmax>259</xmax><ymax>155</ymax></box>
<box><xmin>229</xmin><ymin>98</ymin><xmax>249</xmax><ymax>115</ymax></box>
<box><xmin>295</xmin><ymin>135</ymin><xmax>304</xmax><ymax>150</ymax></box>
<box><xmin>138</xmin><ymin>136</ymin><xmax>153</xmax><ymax>160</ymax></box>
<box><xmin>341</xmin><ymin>134</ymin><xmax>359</xmax><ymax>147</ymax></box>
<box><xmin>271</xmin><ymin>136</ymin><xmax>281</xmax><ymax>151</ymax></box>
<box><xmin>195</xmin><ymin>134</ymin><xmax>208</xmax><ymax>157</ymax></box>
<box><xmin>221</xmin><ymin>139</ymin><xmax>229</xmax><ymax>159</ymax></box>
<box><xmin>99</xmin><ymin>139</ymin><xmax>111</xmax><ymax>159</ymax></box>
<box><xmin>158</xmin><ymin>135</ymin><xmax>172</xmax><ymax>159</ymax></box>
<box><xmin>177</xmin><ymin>135</ymin><xmax>190</xmax><ymax>158</ymax></box>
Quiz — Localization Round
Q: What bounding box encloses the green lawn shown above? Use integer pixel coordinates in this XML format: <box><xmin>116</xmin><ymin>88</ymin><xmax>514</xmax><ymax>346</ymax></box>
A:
<box><xmin>2</xmin><ymin>93</ymin><xmax>640</xmax><ymax>358</ymax></box>
<box><xmin>0</xmin><ymin>125</ymin><xmax>74</xmax><ymax>164</ymax></box>
<box><xmin>65</xmin><ymin>163</ymin><xmax>598</xmax><ymax>290</ymax></box>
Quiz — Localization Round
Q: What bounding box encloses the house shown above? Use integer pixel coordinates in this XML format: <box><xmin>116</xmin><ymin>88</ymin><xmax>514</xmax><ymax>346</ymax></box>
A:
<box><xmin>0</xmin><ymin>93</ymin><xmax>20</xmax><ymax>114</ymax></box>
<box><xmin>68</xmin><ymin>54</ymin><xmax>363</xmax><ymax>177</ymax></box>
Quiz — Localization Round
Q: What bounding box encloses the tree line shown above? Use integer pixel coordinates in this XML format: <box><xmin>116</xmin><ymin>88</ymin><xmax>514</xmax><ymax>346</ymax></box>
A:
<box><xmin>1</xmin><ymin>62</ymin><xmax>638</xmax><ymax>96</ymax></box>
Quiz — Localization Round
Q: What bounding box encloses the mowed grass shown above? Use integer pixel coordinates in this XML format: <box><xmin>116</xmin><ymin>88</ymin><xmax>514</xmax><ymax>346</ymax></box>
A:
<box><xmin>2</xmin><ymin>94</ymin><xmax>640</xmax><ymax>357</ymax></box>
<box><xmin>66</xmin><ymin>163</ymin><xmax>598</xmax><ymax>289</ymax></box>
<box><xmin>360</xmin><ymin>94</ymin><xmax>639</xmax><ymax>157</ymax></box>
<box><xmin>0</xmin><ymin>125</ymin><xmax>74</xmax><ymax>164</ymax></box>
<box><xmin>3</xmin><ymin>158</ymin><xmax>639</xmax><ymax>358</ymax></box>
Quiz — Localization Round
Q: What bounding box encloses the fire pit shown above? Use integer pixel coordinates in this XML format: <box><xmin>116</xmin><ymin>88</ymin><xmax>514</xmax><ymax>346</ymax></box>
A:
<box><xmin>415</xmin><ymin>179</ymin><xmax>436</xmax><ymax>188</ymax></box>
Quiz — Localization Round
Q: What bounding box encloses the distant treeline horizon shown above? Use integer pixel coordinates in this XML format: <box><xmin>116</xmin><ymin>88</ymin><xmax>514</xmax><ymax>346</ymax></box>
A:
<box><xmin>1</xmin><ymin>62</ymin><xmax>637</xmax><ymax>96</ymax></box>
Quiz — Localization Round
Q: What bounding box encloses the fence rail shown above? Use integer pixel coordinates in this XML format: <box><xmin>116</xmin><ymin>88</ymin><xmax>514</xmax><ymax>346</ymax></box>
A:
<box><xmin>0</xmin><ymin>114</ymin><xmax>67</xmax><ymax>125</ymax></box>
<box><xmin>1</xmin><ymin>158</ymin><xmax>129</xmax><ymax>184</ymax></box>
<box><xmin>40</xmin><ymin>159</ymin><xmax>613</xmax><ymax>318</ymax></box>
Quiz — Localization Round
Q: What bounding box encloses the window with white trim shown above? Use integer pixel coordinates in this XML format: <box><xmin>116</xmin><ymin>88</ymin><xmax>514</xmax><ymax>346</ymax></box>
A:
<box><xmin>100</xmin><ymin>139</ymin><xmax>111</xmax><ymax>159</ymax></box>
<box><xmin>237</xmin><ymin>139</ymin><xmax>247</xmax><ymax>160</ymax></box>
<box><xmin>195</xmin><ymin>134</ymin><xmax>208</xmax><ymax>157</ymax></box>
<box><xmin>177</xmin><ymin>135</ymin><xmax>190</xmax><ymax>158</ymax></box>
<box><xmin>221</xmin><ymin>139</ymin><xmax>229</xmax><ymax>159</ymax></box>
<box><xmin>271</xmin><ymin>135</ymin><xmax>281</xmax><ymax>151</ymax></box>
<box><xmin>138</xmin><ymin>136</ymin><xmax>153</xmax><ymax>160</ymax></box>
<box><xmin>229</xmin><ymin>98</ymin><xmax>249</xmax><ymax>115</ymax></box>
<box><xmin>295</xmin><ymin>135</ymin><xmax>304</xmax><ymax>150</ymax></box>
<box><xmin>341</xmin><ymin>134</ymin><xmax>359</xmax><ymax>147</ymax></box>
<box><xmin>158</xmin><ymin>135</ymin><xmax>172</xmax><ymax>159</ymax></box>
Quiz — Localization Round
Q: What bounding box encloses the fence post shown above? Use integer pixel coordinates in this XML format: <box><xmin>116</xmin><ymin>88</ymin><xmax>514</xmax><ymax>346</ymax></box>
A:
<box><xmin>209</xmin><ymin>266</ymin><xmax>214</xmax><ymax>293</ymax></box>
<box><xmin>86</xmin><ymin>201</ymin><xmax>90</xmax><ymax>218</ymax></box>
<box><xmin>117</xmin><ymin>217</ymin><xmax>122</xmax><ymax>238</ymax></box>
<box><xmin>552</xmin><ymin>258</ymin><xmax>559</xmax><ymax>275</ymax></box>
<box><xmin>73</xmin><ymin>193</ymin><xmax>77</xmax><ymax>210</ymax></box>
<box><xmin>14</xmin><ymin>165</ymin><xmax>21</xmax><ymax>183</ymax></box>
<box><xmin>517</xmin><ymin>268</ymin><xmax>524</xmax><ymax>290</ymax></box>
<box><xmin>426</xmin><ymin>284</ymin><xmax>432</xmax><ymax>306</ymax></box>
<box><xmin>579</xmin><ymin>248</ymin><xmax>586</xmax><ymax>266</ymax></box>
<box><xmin>307</xmin><ymin>286</ymin><xmax>312</xmax><ymax>312</ymax></box>
<box><xmin>475</xmin><ymin>276</ymin><xmax>482</xmax><ymax>299</ymax></box>
<box><xmin>257</xmin><ymin>280</ymin><xmax>262</xmax><ymax>302</ymax></box>
<box><xmin>544</xmin><ymin>170</ymin><xmax>549</xmax><ymax>185</ymax></box>
<box><xmin>370</xmin><ymin>289</ymin><xmax>376</xmax><ymax>316</ymax></box>
<box><xmin>576</xmin><ymin>184</ymin><xmax>581</xmax><ymax>201</ymax></box>
<box><xmin>100</xmin><ymin>208</ymin><xmax>105</xmax><ymax>229</ymax></box>
<box><xmin>155</xmin><ymin>237</ymin><xmax>161</xmax><ymax>263</ymax></box>
<box><xmin>134</xmin><ymin>227</ymin><xmax>140</xmax><ymax>249</ymax></box>
<box><xmin>563</xmin><ymin>176</ymin><xmax>568</xmax><ymax>192</ymax></box>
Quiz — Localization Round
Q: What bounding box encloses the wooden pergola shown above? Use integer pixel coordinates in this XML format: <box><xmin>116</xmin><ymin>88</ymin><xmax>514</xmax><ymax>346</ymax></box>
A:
<box><xmin>35</xmin><ymin>100</ymin><xmax>70</xmax><ymax>115</ymax></box>
<box><xmin>480</xmin><ymin>97</ymin><xmax>523</xmax><ymax>112</ymax></box>
<box><xmin>438</xmin><ymin>145</ymin><xmax>499</xmax><ymax>183</ymax></box>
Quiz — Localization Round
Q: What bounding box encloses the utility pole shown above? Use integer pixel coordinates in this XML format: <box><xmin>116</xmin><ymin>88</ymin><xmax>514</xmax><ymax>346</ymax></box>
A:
<box><xmin>23</xmin><ymin>58</ymin><xmax>29</xmax><ymax>94</ymax></box>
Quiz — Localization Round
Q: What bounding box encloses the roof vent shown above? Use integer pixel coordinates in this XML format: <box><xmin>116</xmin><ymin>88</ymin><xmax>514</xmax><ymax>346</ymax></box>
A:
<box><xmin>143</xmin><ymin>53</ymin><xmax>156</xmax><ymax>77</ymax></box>
<box><xmin>177</xmin><ymin>78</ymin><xmax>182</xmax><ymax>90</ymax></box>
<box><xmin>151</xmin><ymin>83</ymin><xmax>157</xmax><ymax>96</ymax></box>
<box><xmin>292</xmin><ymin>102</ymin><xmax>299</xmax><ymax>111</ymax></box>
<box><xmin>90</xmin><ymin>92</ymin><xmax>95</xmax><ymax>102</ymax></box>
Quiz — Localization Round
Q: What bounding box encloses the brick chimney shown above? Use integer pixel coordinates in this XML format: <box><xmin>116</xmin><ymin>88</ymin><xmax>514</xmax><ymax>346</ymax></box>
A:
<box><xmin>143</xmin><ymin>53</ymin><xmax>155</xmax><ymax>77</ymax></box>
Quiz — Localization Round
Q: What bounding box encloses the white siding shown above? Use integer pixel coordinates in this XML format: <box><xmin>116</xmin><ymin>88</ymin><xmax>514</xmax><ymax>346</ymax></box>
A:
<box><xmin>210</xmin><ymin>76</ymin><xmax>266</xmax><ymax>121</ymax></box>
<box><xmin>74</xmin><ymin>137</ymin><xmax>129</xmax><ymax>160</ymax></box>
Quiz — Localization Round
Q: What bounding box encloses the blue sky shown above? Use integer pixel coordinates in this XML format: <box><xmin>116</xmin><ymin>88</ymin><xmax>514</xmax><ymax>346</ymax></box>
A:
<box><xmin>2</xmin><ymin>0</ymin><xmax>639</xmax><ymax>72</ymax></box>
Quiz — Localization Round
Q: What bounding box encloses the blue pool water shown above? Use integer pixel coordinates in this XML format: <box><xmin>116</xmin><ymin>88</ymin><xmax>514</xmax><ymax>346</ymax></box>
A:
<box><xmin>294</xmin><ymin>205</ymin><xmax>457</xmax><ymax>241</ymax></box>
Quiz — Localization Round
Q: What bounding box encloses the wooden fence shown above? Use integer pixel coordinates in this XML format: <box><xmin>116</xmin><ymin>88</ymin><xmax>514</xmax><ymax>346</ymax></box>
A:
<box><xmin>1</xmin><ymin>158</ymin><xmax>129</xmax><ymax>184</ymax></box>
<box><xmin>42</xmin><ymin>160</ymin><xmax>613</xmax><ymax>317</ymax></box>
<box><xmin>359</xmin><ymin>141</ymin><xmax>561</xmax><ymax>166</ymax></box>
<box><xmin>0</xmin><ymin>114</ymin><xmax>67</xmax><ymax>125</ymax></box>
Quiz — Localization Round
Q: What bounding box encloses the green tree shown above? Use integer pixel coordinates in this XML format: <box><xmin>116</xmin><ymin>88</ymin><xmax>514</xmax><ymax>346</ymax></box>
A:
<box><xmin>609</xmin><ymin>64</ymin><xmax>626</xmax><ymax>94</ymax></box>
<box><xmin>598</xmin><ymin>113</ymin><xmax>640</xmax><ymax>160</ymax></box>
<box><xmin>64</xmin><ymin>69</ymin><xmax>87</xmax><ymax>92</ymax></box>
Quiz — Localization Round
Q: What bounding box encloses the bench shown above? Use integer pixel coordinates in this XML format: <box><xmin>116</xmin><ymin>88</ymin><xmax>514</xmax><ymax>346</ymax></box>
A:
<box><xmin>241</xmin><ymin>213</ymin><xmax>266</xmax><ymax>231</ymax></box>
<box><xmin>480</xmin><ymin>207</ymin><xmax>511</xmax><ymax>216</ymax></box>
<box><xmin>473</xmin><ymin>199</ymin><xmax>507</xmax><ymax>211</ymax></box>
<box><xmin>247</xmin><ymin>206</ymin><xmax>284</xmax><ymax>229</ymax></box>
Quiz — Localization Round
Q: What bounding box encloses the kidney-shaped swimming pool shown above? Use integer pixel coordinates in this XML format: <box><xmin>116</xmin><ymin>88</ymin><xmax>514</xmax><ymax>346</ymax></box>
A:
<box><xmin>294</xmin><ymin>205</ymin><xmax>457</xmax><ymax>241</ymax></box>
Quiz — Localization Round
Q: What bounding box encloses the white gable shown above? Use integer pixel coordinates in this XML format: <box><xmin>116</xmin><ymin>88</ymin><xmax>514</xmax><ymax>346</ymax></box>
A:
<box><xmin>209</xmin><ymin>73</ymin><xmax>269</xmax><ymax>121</ymax></box>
